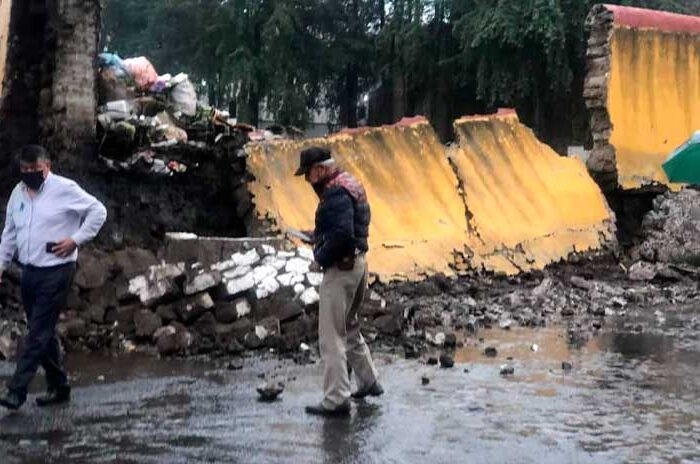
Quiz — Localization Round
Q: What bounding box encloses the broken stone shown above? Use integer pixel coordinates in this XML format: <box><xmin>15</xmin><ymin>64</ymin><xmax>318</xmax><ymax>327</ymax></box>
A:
<box><xmin>177</xmin><ymin>292</ymin><xmax>215</xmax><ymax>324</ymax></box>
<box><xmin>58</xmin><ymin>318</ymin><xmax>87</xmax><ymax>339</ymax></box>
<box><xmin>374</xmin><ymin>314</ymin><xmax>402</xmax><ymax>336</ymax></box>
<box><xmin>439</xmin><ymin>354</ymin><xmax>454</xmax><ymax>368</ymax></box>
<box><xmin>134</xmin><ymin>310</ymin><xmax>162</xmax><ymax>339</ymax></box>
<box><xmin>211</xmin><ymin>259</ymin><xmax>235</xmax><ymax>272</ymax></box>
<box><xmin>191</xmin><ymin>312</ymin><xmax>217</xmax><ymax>338</ymax></box>
<box><xmin>484</xmin><ymin>347</ymin><xmax>498</xmax><ymax>357</ymax></box>
<box><xmin>274</xmin><ymin>301</ymin><xmax>304</xmax><ymax>322</ymax></box>
<box><xmin>228</xmin><ymin>358</ymin><xmax>244</xmax><ymax>370</ymax></box>
<box><xmin>277</xmin><ymin>250</ymin><xmax>296</xmax><ymax>259</ymax></box>
<box><xmin>244</xmin><ymin>332</ymin><xmax>265</xmax><ymax>350</ymax></box>
<box><xmin>74</xmin><ymin>252</ymin><xmax>110</xmax><ymax>290</ymax></box>
<box><xmin>421</xmin><ymin>375</ymin><xmax>430</xmax><ymax>385</ymax></box>
<box><xmin>300</xmin><ymin>287</ymin><xmax>320</xmax><ymax>306</ymax></box>
<box><xmin>499</xmin><ymin>319</ymin><xmax>513</xmax><ymax>330</ymax></box>
<box><xmin>293</xmin><ymin>283</ymin><xmax>306</xmax><ymax>295</ymax></box>
<box><xmin>562</xmin><ymin>361</ymin><xmax>573</xmax><ymax>371</ymax></box>
<box><xmin>225</xmin><ymin>273</ymin><xmax>255</xmax><ymax>297</ymax></box>
<box><xmin>256</xmin><ymin>317</ymin><xmax>281</xmax><ymax>340</ymax></box>
<box><xmin>306</xmin><ymin>272</ymin><xmax>323</xmax><ymax>287</ymax></box>
<box><xmin>277</xmin><ymin>272</ymin><xmax>305</xmax><ymax>287</ymax></box>
<box><xmin>183</xmin><ymin>271</ymin><xmax>221</xmax><ymax>296</ymax></box>
<box><xmin>260</xmin><ymin>244</ymin><xmax>277</xmax><ymax>256</ymax></box>
<box><xmin>561</xmin><ymin>307</ymin><xmax>575</xmax><ymax>317</ymax></box>
<box><xmin>443</xmin><ymin>333</ymin><xmax>457</xmax><ymax>348</ymax></box>
<box><xmin>532</xmin><ymin>278</ymin><xmax>553</xmax><ymax>298</ymax></box>
<box><xmin>427</xmin><ymin>356</ymin><xmax>438</xmax><ymax>365</ymax></box>
<box><xmin>222</xmin><ymin>265</ymin><xmax>252</xmax><ymax>281</ymax></box>
<box><xmin>232</xmin><ymin>249</ymin><xmax>260</xmax><ymax>267</ymax></box>
<box><xmin>628</xmin><ymin>261</ymin><xmax>657</xmax><ymax>281</ymax></box>
<box><xmin>156</xmin><ymin>304</ymin><xmax>178</xmax><ymax>323</ymax></box>
<box><xmin>253</xmin><ymin>265</ymin><xmax>278</xmax><ymax>285</ymax></box>
<box><xmin>500</xmin><ymin>365</ymin><xmax>515</xmax><ymax>376</ymax></box>
<box><xmin>255</xmin><ymin>276</ymin><xmax>281</xmax><ymax>299</ymax></box>
<box><xmin>261</xmin><ymin>255</ymin><xmax>286</xmax><ymax>271</ymax></box>
<box><xmin>285</xmin><ymin>258</ymin><xmax>311</xmax><ymax>274</ymax></box>
<box><xmin>256</xmin><ymin>381</ymin><xmax>284</xmax><ymax>401</ymax></box>
<box><xmin>297</xmin><ymin>247</ymin><xmax>314</xmax><ymax>261</ymax></box>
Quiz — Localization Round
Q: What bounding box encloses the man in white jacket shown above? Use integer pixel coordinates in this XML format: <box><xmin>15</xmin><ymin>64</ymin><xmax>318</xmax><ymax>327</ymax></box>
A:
<box><xmin>0</xmin><ymin>145</ymin><xmax>107</xmax><ymax>410</ymax></box>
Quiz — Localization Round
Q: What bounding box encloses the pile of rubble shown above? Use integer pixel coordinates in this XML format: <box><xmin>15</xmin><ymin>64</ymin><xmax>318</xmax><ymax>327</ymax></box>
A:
<box><xmin>633</xmin><ymin>188</ymin><xmax>700</xmax><ymax>265</ymax></box>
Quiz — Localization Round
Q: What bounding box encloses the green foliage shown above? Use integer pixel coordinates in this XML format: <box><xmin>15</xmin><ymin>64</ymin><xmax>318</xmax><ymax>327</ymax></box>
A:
<box><xmin>103</xmin><ymin>0</ymin><xmax>700</xmax><ymax>135</ymax></box>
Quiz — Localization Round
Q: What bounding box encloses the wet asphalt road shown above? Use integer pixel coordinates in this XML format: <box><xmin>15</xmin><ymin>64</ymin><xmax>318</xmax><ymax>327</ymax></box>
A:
<box><xmin>0</xmin><ymin>303</ymin><xmax>699</xmax><ymax>463</ymax></box>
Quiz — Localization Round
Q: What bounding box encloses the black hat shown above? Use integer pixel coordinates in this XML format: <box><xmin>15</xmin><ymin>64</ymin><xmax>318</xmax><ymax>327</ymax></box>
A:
<box><xmin>295</xmin><ymin>146</ymin><xmax>332</xmax><ymax>176</ymax></box>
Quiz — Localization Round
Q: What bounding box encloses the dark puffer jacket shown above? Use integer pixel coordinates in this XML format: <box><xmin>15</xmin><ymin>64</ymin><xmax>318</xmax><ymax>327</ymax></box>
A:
<box><xmin>313</xmin><ymin>171</ymin><xmax>370</xmax><ymax>268</ymax></box>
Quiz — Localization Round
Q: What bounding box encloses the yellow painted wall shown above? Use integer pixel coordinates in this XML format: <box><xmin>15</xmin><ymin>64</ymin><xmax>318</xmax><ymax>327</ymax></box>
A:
<box><xmin>608</xmin><ymin>27</ymin><xmax>700</xmax><ymax>190</ymax></box>
<box><xmin>247</xmin><ymin>119</ymin><xmax>470</xmax><ymax>280</ymax></box>
<box><xmin>450</xmin><ymin>112</ymin><xmax>615</xmax><ymax>274</ymax></box>
<box><xmin>0</xmin><ymin>0</ymin><xmax>10</xmax><ymax>94</ymax></box>
<box><xmin>247</xmin><ymin>113</ymin><xmax>615</xmax><ymax>280</ymax></box>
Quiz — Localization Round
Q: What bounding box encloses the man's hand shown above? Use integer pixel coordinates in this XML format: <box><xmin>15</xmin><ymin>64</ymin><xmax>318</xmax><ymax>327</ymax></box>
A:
<box><xmin>52</xmin><ymin>238</ymin><xmax>77</xmax><ymax>257</ymax></box>
<box><xmin>309</xmin><ymin>262</ymin><xmax>322</xmax><ymax>272</ymax></box>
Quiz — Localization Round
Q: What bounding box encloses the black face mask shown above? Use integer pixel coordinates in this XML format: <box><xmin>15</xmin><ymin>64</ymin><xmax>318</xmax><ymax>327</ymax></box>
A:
<box><xmin>21</xmin><ymin>171</ymin><xmax>45</xmax><ymax>191</ymax></box>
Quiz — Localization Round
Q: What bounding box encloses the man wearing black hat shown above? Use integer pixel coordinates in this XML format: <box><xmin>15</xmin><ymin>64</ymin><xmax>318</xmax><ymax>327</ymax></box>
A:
<box><xmin>296</xmin><ymin>146</ymin><xmax>382</xmax><ymax>417</ymax></box>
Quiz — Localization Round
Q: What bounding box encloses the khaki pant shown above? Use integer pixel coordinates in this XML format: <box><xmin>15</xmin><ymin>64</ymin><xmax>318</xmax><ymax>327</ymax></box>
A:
<box><xmin>318</xmin><ymin>254</ymin><xmax>379</xmax><ymax>407</ymax></box>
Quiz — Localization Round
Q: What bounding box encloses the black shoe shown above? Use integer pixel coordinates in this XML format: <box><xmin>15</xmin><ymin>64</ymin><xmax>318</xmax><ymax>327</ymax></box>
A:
<box><xmin>35</xmin><ymin>386</ymin><xmax>71</xmax><ymax>407</ymax></box>
<box><xmin>0</xmin><ymin>391</ymin><xmax>25</xmax><ymax>410</ymax></box>
<box><xmin>305</xmin><ymin>401</ymin><xmax>351</xmax><ymax>417</ymax></box>
<box><xmin>351</xmin><ymin>381</ymin><xmax>384</xmax><ymax>400</ymax></box>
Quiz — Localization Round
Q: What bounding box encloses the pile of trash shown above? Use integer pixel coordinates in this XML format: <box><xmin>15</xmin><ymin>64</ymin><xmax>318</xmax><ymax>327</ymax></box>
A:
<box><xmin>96</xmin><ymin>53</ymin><xmax>254</xmax><ymax>176</ymax></box>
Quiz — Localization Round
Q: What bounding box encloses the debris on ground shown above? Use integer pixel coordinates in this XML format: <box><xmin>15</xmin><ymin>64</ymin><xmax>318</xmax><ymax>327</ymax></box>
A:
<box><xmin>256</xmin><ymin>381</ymin><xmax>285</xmax><ymax>401</ymax></box>
<box><xmin>439</xmin><ymin>354</ymin><xmax>454</xmax><ymax>369</ymax></box>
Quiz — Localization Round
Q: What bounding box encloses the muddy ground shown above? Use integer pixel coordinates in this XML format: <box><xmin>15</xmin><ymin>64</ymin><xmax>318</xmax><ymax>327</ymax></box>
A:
<box><xmin>0</xmin><ymin>255</ymin><xmax>698</xmax><ymax>463</ymax></box>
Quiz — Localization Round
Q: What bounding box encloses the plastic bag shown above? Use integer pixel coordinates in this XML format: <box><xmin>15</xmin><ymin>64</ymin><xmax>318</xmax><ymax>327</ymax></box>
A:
<box><xmin>122</xmin><ymin>57</ymin><xmax>159</xmax><ymax>91</ymax></box>
<box><xmin>168</xmin><ymin>77</ymin><xmax>197</xmax><ymax>116</ymax></box>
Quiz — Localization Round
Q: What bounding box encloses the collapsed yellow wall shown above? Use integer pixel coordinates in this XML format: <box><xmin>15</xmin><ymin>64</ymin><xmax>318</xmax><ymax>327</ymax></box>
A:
<box><xmin>608</xmin><ymin>27</ymin><xmax>700</xmax><ymax>190</ymax></box>
<box><xmin>0</xmin><ymin>0</ymin><xmax>10</xmax><ymax>94</ymax></box>
<box><xmin>450</xmin><ymin>111</ymin><xmax>615</xmax><ymax>275</ymax></box>
<box><xmin>247</xmin><ymin>118</ymin><xmax>470</xmax><ymax>280</ymax></box>
<box><xmin>247</xmin><ymin>113</ymin><xmax>615</xmax><ymax>280</ymax></box>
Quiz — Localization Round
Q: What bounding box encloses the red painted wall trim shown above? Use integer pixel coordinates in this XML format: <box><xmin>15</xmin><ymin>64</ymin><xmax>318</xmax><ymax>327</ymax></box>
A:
<box><xmin>604</xmin><ymin>4</ymin><xmax>700</xmax><ymax>34</ymax></box>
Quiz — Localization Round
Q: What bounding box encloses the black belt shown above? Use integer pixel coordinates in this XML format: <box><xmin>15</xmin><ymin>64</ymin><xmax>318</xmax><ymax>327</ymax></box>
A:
<box><xmin>22</xmin><ymin>262</ymin><xmax>76</xmax><ymax>272</ymax></box>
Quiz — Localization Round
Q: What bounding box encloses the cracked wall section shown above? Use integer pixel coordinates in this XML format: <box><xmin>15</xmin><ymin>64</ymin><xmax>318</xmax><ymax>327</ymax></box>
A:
<box><xmin>247</xmin><ymin>112</ymin><xmax>616</xmax><ymax>280</ymax></box>
<box><xmin>449</xmin><ymin>110</ymin><xmax>616</xmax><ymax>275</ymax></box>
<box><xmin>584</xmin><ymin>4</ymin><xmax>700</xmax><ymax>193</ymax></box>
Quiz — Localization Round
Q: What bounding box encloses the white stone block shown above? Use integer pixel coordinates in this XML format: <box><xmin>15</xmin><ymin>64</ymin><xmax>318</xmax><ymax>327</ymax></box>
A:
<box><xmin>253</xmin><ymin>265</ymin><xmax>278</xmax><ymax>285</ymax></box>
<box><xmin>261</xmin><ymin>255</ymin><xmax>287</xmax><ymax>271</ymax></box>
<box><xmin>300</xmin><ymin>287</ymin><xmax>320</xmax><ymax>306</ymax></box>
<box><xmin>297</xmin><ymin>247</ymin><xmax>314</xmax><ymax>261</ymax></box>
<box><xmin>184</xmin><ymin>271</ymin><xmax>220</xmax><ymax>296</ymax></box>
<box><xmin>232</xmin><ymin>249</ymin><xmax>260</xmax><ymax>267</ymax></box>
<box><xmin>306</xmin><ymin>272</ymin><xmax>323</xmax><ymax>287</ymax></box>
<box><xmin>255</xmin><ymin>325</ymin><xmax>269</xmax><ymax>340</ymax></box>
<box><xmin>234</xmin><ymin>297</ymin><xmax>252</xmax><ymax>318</ymax></box>
<box><xmin>211</xmin><ymin>259</ymin><xmax>235</xmax><ymax>272</ymax></box>
<box><xmin>256</xmin><ymin>276</ymin><xmax>280</xmax><ymax>299</ymax></box>
<box><xmin>277</xmin><ymin>272</ymin><xmax>305</xmax><ymax>287</ymax></box>
<box><xmin>148</xmin><ymin>262</ymin><xmax>185</xmax><ymax>281</ymax></box>
<box><xmin>285</xmin><ymin>258</ymin><xmax>311</xmax><ymax>274</ymax></box>
<box><xmin>261</xmin><ymin>244</ymin><xmax>276</xmax><ymax>256</ymax></box>
<box><xmin>293</xmin><ymin>283</ymin><xmax>306</xmax><ymax>295</ymax></box>
<box><xmin>223</xmin><ymin>265</ymin><xmax>252</xmax><ymax>281</ymax></box>
<box><xmin>277</xmin><ymin>250</ymin><xmax>296</xmax><ymax>259</ymax></box>
<box><xmin>225</xmin><ymin>273</ymin><xmax>255</xmax><ymax>296</ymax></box>
<box><xmin>128</xmin><ymin>275</ymin><xmax>148</xmax><ymax>297</ymax></box>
